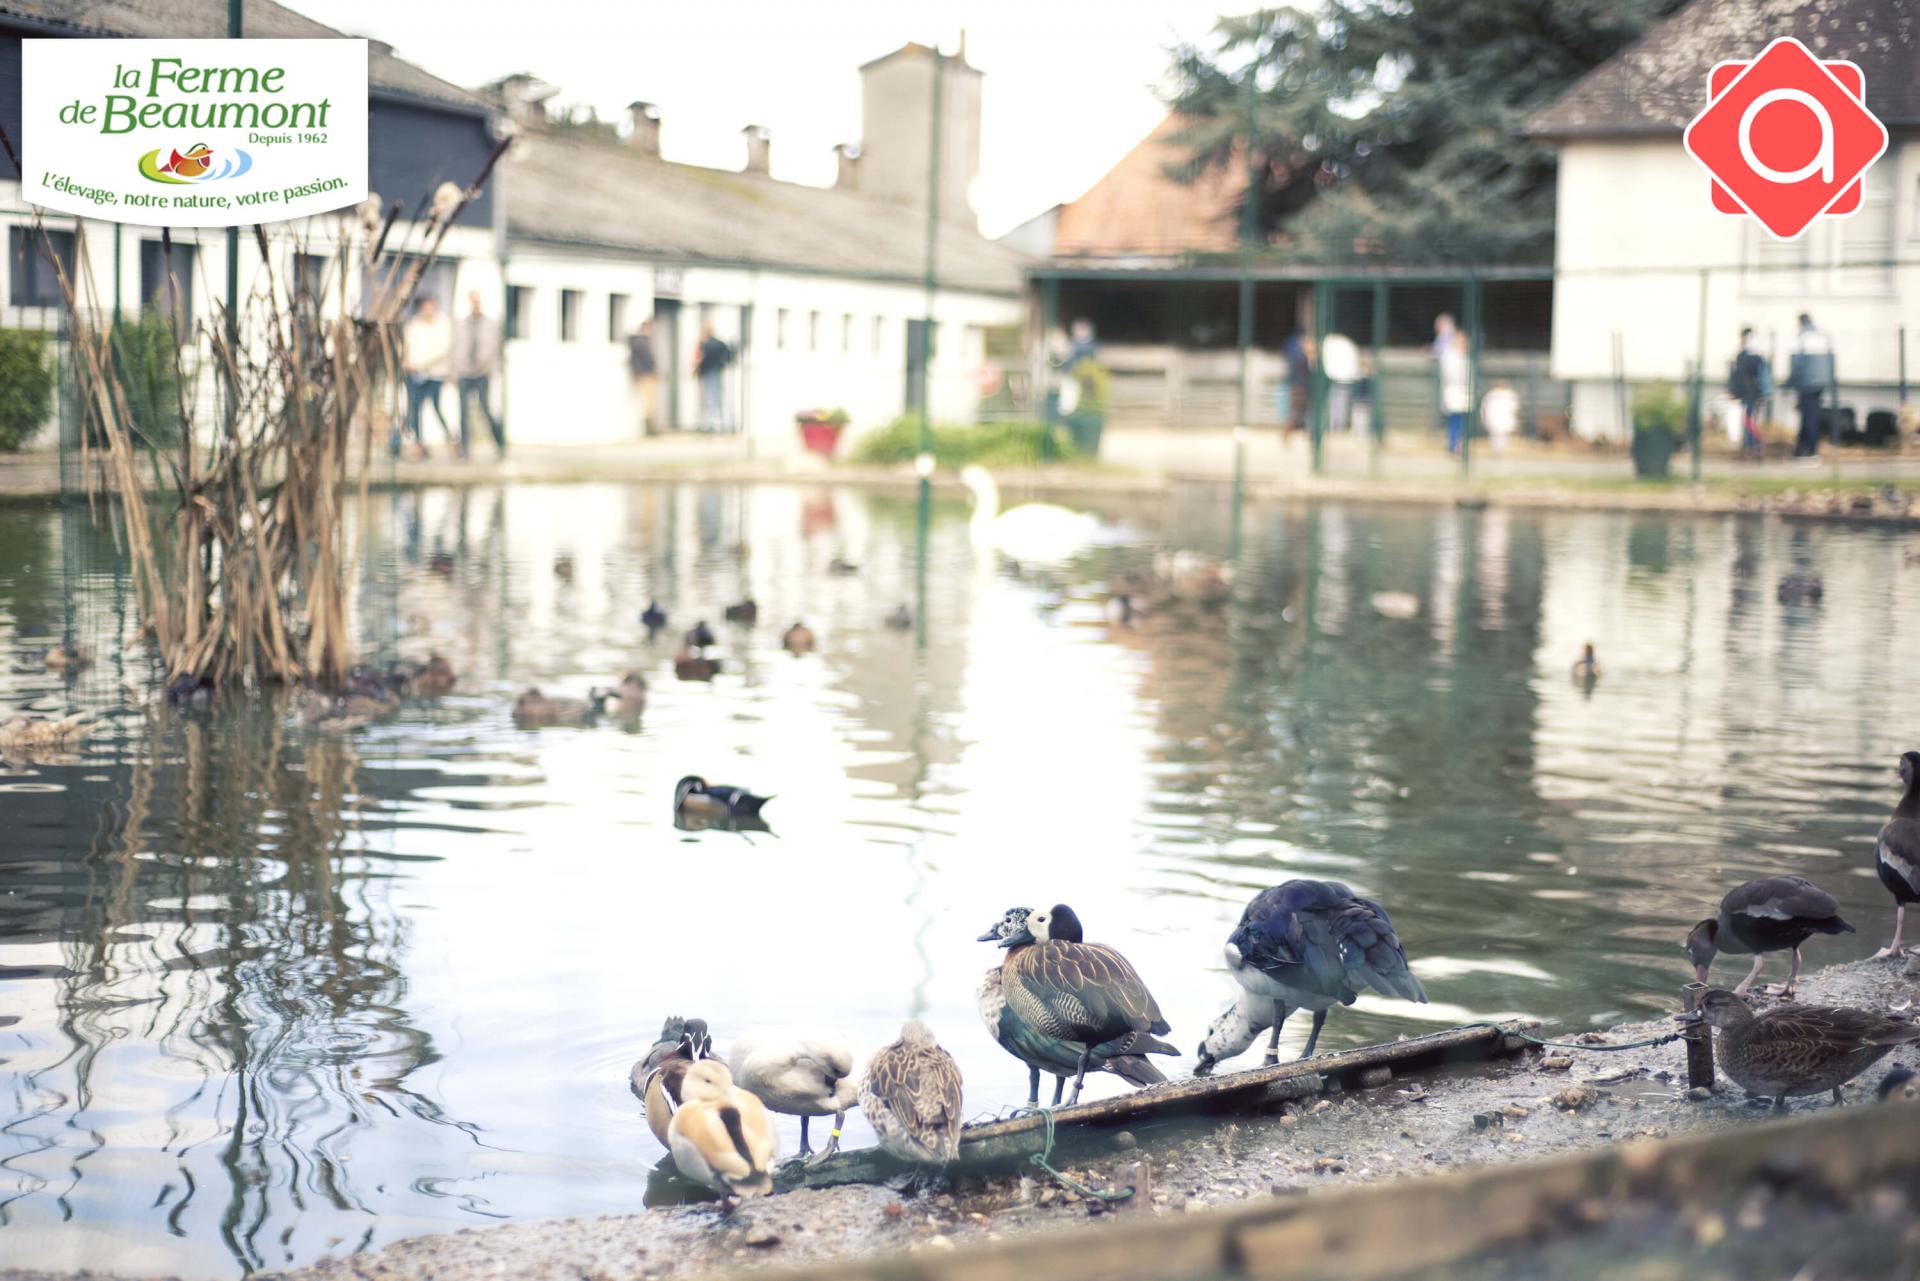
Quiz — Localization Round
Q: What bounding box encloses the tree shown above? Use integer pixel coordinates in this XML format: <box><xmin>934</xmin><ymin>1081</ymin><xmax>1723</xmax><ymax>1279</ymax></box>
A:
<box><xmin>0</xmin><ymin>329</ymin><xmax>54</xmax><ymax>451</ymax></box>
<box><xmin>1166</xmin><ymin>1</ymin><xmax>1685</xmax><ymax>264</ymax></box>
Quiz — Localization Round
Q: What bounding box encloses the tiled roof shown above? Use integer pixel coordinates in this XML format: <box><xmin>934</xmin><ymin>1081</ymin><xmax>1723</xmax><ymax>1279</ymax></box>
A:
<box><xmin>1526</xmin><ymin>0</ymin><xmax>1920</xmax><ymax>138</ymax></box>
<box><xmin>503</xmin><ymin>131</ymin><xmax>1027</xmax><ymax>295</ymax></box>
<box><xmin>0</xmin><ymin>0</ymin><xmax>488</xmax><ymax>114</ymax></box>
<box><xmin>1052</xmin><ymin>114</ymin><xmax>1247</xmax><ymax>259</ymax></box>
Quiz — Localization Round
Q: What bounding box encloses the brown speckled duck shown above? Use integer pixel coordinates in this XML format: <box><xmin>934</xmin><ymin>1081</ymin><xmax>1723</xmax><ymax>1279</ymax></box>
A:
<box><xmin>859</xmin><ymin>1019</ymin><xmax>963</xmax><ymax>1165</ymax></box>
<box><xmin>0</xmin><ymin>711</ymin><xmax>96</xmax><ymax>751</ymax></box>
<box><xmin>1688</xmin><ymin>988</ymin><xmax>1920</xmax><ymax>1111</ymax></box>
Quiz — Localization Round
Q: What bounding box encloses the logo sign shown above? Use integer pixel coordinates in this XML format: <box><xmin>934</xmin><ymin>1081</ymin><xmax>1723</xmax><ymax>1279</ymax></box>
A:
<box><xmin>21</xmin><ymin>39</ymin><xmax>368</xmax><ymax>227</ymax></box>
<box><xmin>1683</xmin><ymin>37</ymin><xmax>1888</xmax><ymax>241</ymax></box>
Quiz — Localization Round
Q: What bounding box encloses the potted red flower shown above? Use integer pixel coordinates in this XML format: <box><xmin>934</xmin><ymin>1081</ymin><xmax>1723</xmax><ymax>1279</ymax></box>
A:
<box><xmin>796</xmin><ymin>407</ymin><xmax>851</xmax><ymax>458</ymax></box>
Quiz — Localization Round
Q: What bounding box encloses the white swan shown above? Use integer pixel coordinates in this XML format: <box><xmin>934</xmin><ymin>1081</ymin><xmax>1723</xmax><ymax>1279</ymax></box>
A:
<box><xmin>727</xmin><ymin>1027</ymin><xmax>860</xmax><ymax>1163</ymax></box>
<box><xmin>960</xmin><ymin>465</ymin><xmax>1100</xmax><ymax>568</ymax></box>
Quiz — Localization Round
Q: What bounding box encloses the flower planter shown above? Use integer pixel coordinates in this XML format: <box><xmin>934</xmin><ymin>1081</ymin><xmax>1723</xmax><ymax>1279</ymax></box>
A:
<box><xmin>1631</xmin><ymin>428</ymin><xmax>1675</xmax><ymax>478</ymax></box>
<box><xmin>797</xmin><ymin>419</ymin><xmax>846</xmax><ymax>458</ymax></box>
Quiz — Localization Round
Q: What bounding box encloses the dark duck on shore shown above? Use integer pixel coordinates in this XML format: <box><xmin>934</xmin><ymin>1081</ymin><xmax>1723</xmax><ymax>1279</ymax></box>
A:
<box><xmin>995</xmin><ymin>904</ymin><xmax>1171</xmax><ymax>1105</ymax></box>
<box><xmin>630</xmin><ymin>1015</ymin><xmax>712</xmax><ymax>1146</ymax></box>
<box><xmin>976</xmin><ymin>907</ymin><xmax>1176</xmax><ymax>1105</ymax></box>
<box><xmin>1685</xmin><ymin>875</ymin><xmax>1855</xmax><ymax>997</ymax></box>
<box><xmin>859</xmin><ymin>1019</ymin><xmax>963</xmax><ymax>1165</ymax></box>
<box><xmin>1873</xmin><ymin>750</ymin><xmax>1920</xmax><ymax>958</ymax></box>
<box><xmin>1685</xmin><ymin>988</ymin><xmax>1920</xmax><ymax>1111</ymax></box>
<box><xmin>1195</xmin><ymin>880</ymin><xmax>1428</xmax><ymax>1076</ymax></box>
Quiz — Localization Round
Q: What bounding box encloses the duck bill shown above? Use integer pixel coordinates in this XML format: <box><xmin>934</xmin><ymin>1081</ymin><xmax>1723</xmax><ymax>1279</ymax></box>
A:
<box><xmin>1673</xmin><ymin>1009</ymin><xmax>1704</xmax><ymax>1026</ymax></box>
<box><xmin>1692</xmin><ymin>963</ymin><xmax>1709</xmax><ymax>984</ymax></box>
<box><xmin>997</xmin><ymin>925</ymin><xmax>1035</xmax><ymax>949</ymax></box>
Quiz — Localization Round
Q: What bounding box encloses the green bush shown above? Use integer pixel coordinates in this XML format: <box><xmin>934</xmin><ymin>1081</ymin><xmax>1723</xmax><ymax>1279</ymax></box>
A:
<box><xmin>1631</xmin><ymin>383</ymin><xmax>1685</xmax><ymax>440</ymax></box>
<box><xmin>0</xmin><ymin>329</ymin><xmax>54</xmax><ymax>451</ymax></box>
<box><xmin>109</xmin><ymin>313</ymin><xmax>186</xmax><ymax>447</ymax></box>
<box><xmin>850</xmin><ymin>416</ymin><xmax>1078</xmax><ymax>468</ymax></box>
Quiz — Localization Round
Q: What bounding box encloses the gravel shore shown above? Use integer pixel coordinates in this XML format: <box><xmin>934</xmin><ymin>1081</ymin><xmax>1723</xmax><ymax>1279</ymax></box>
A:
<box><xmin>251</xmin><ymin>956</ymin><xmax>1920</xmax><ymax>1281</ymax></box>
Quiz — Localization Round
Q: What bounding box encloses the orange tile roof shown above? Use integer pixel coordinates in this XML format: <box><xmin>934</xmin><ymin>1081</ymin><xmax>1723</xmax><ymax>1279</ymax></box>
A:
<box><xmin>1053</xmin><ymin>114</ymin><xmax>1248</xmax><ymax>258</ymax></box>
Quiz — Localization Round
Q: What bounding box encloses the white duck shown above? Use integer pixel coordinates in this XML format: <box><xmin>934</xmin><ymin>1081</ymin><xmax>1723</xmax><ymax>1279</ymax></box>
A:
<box><xmin>727</xmin><ymin>1027</ymin><xmax>860</xmax><ymax>1163</ymax></box>
<box><xmin>961</xmin><ymin>465</ymin><xmax>1099</xmax><ymax>568</ymax></box>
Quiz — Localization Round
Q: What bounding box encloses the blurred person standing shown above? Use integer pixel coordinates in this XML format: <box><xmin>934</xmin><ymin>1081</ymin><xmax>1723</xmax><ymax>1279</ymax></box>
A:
<box><xmin>1280</xmin><ymin>330</ymin><xmax>1313</xmax><ymax>436</ymax></box>
<box><xmin>1726</xmin><ymin>325</ymin><xmax>1771</xmax><ymax>458</ymax></box>
<box><xmin>1783</xmin><ymin>312</ymin><xmax>1835</xmax><ymax>459</ymax></box>
<box><xmin>629</xmin><ymin>318</ymin><xmax>660</xmax><ymax>435</ymax></box>
<box><xmin>694</xmin><ymin>322</ymin><xmax>733</xmax><ymax>432</ymax></box>
<box><xmin>453</xmin><ymin>290</ymin><xmax>504</xmax><ymax>461</ymax></box>
<box><xmin>1320</xmin><ymin>331</ymin><xmax>1361</xmax><ymax>433</ymax></box>
<box><xmin>1433</xmin><ymin>313</ymin><xmax>1471</xmax><ymax>454</ymax></box>
<box><xmin>399</xmin><ymin>294</ymin><xmax>455</xmax><ymax>459</ymax></box>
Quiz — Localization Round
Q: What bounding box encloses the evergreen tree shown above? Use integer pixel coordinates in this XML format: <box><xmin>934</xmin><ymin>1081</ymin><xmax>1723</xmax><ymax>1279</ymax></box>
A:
<box><xmin>1166</xmin><ymin>1</ymin><xmax>1685</xmax><ymax>263</ymax></box>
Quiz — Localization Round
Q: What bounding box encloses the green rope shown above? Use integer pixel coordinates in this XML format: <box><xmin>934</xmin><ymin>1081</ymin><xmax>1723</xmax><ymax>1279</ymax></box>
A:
<box><xmin>1011</xmin><ymin>1106</ymin><xmax>1134</xmax><ymax>1203</ymax></box>
<box><xmin>1455</xmin><ymin>1022</ymin><xmax>1684</xmax><ymax>1052</ymax></box>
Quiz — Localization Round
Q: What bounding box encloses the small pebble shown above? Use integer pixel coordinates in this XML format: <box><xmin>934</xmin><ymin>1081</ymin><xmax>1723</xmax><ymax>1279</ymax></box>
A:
<box><xmin>743</xmin><ymin>1227</ymin><xmax>781</xmax><ymax>1249</ymax></box>
<box><xmin>1112</xmin><ymin>1131</ymin><xmax>1137</xmax><ymax>1151</ymax></box>
<box><xmin>1540</xmin><ymin>1055</ymin><xmax>1574</xmax><ymax>1071</ymax></box>
<box><xmin>1687</xmin><ymin>1086</ymin><xmax>1712</xmax><ymax>1102</ymax></box>
<box><xmin>1312</xmin><ymin>1156</ymin><xmax>1345</xmax><ymax>1173</ymax></box>
<box><xmin>883</xmin><ymin>1203</ymin><xmax>904</xmax><ymax>1221</ymax></box>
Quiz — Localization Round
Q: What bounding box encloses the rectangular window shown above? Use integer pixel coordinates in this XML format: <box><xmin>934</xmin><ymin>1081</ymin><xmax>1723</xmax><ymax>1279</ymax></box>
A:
<box><xmin>560</xmin><ymin>288</ymin><xmax>583</xmax><ymax>342</ymax></box>
<box><xmin>505</xmin><ymin>285</ymin><xmax>532</xmax><ymax>339</ymax></box>
<box><xmin>776</xmin><ymin>308</ymin><xmax>789</xmax><ymax>350</ymax></box>
<box><xmin>608</xmin><ymin>292</ymin><xmax>629</xmax><ymax>342</ymax></box>
<box><xmin>292</xmin><ymin>252</ymin><xmax>328</xmax><ymax>304</ymax></box>
<box><xmin>872</xmin><ymin>315</ymin><xmax>884</xmax><ymax>353</ymax></box>
<box><xmin>808</xmin><ymin>310</ymin><xmax>820</xmax><ymax>352</ymax></box>
<box><xmin>140</xmin><ymin>239</ymin><xmax>196</xmax><ymax>330</ymax></box>
<box><xmin>9</xmin><ymin>227</ymin><xmax>75</xmax><ymax>307</ymax></box>
<box><xmin>841</xmin><ymin>313</ymin><xmax>853</xmax><ymax>354</ymax></box>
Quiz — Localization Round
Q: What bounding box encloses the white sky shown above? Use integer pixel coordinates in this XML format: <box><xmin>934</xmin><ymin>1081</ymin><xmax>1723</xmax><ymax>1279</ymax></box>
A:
<box><xmin>286</xmin><ymin>0</ymin><xmax>1230</xmax><ymax>237</ymax></box>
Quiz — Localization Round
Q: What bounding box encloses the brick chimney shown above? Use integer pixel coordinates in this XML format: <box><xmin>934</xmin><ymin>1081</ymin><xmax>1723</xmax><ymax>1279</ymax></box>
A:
<box><xmin>627</xmin><ymin>101</ymin><xmax>660</xmax><ymax>155</ymax></box>
<box><xmin>742</xmin><ymin>124</ymin><xmax>771</xmax><ymax>174</ymax></box>
<box><xmin>833</xmin><ymin>142</ymin><xmax>862</xmax><ymax>191</ymax></box>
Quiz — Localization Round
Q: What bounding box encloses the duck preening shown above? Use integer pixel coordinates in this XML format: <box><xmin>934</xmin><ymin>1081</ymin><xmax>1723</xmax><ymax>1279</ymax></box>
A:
<box><xmin>641</xmin><ymin>601</ymin><xmax>669</xmax><ymax>634</ymax></box>
<box><xmin>1194</xmin><ymin>880</ymin><xmax>1428</xmax><ymax>1076</ymax></box>
<box><xmin>592</xmin><ymin>672</ymin><xmax>648</xmax><ymax>719</ymax></box>
<box><xmin>1683</xmin><ymin>988</ymin><xmax>1920</xmax><ymax>1111</ymax></box>
<box><xmin>724</xmin><ymin>599</ymin><xmax>759</xmax><ymax>625</ymax></box>
<box><xmin>666</xmin><ymin>1060</ymin><xmax>779</xmax><ymax>1200</ymax></box>
<box><xmin>674</xmin><ymin>775</ymin><xmax>772</xmax><ymax>821</ymax></box>
<box><xmin>976</xmin><ymin>906</ymin><xmax>1175</xmax><ymax>1105</ymax></box>
<box><xmin>859</xmin><ymin>1019</ymin><xmax>963</xmax><ymax>1165</ymax></box>
<box><xmin>1685</xmin><ymin>875</ymin><xmax>1855</xmax><ymax>997</ymax></box>
<box><xmin>1874</xmin><ymin>750</ymin><xmax>1920</xmax><ymax>958</ymax></box>
<box><xmin>782</xmin><ymin>622</ymin><xmax>816</xmax><ymax>654</ymax></box>
<box><xmin>995</xmin><ymin>904</ymin><xmax>1171</xmax><ymax>1106</ymax></box>
<box><xmin>631</xmin><ymin>1015</ymin><xmax>713</xmax><ymax>1146</ymax></box>
<box><xmin>727</xmin><ymin>1027</ymin><xmax>859</xmax><ymax>1163</ymax></box>
<box><xmin>1572</xmin><ymin>643</ymin><xmax>1599</xmax><ymax>682</ymax></box>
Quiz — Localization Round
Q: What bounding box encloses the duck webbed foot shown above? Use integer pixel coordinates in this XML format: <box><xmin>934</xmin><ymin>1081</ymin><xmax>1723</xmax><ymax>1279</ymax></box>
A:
<box><xmin>804</xmin><ymin>1113</ymin><xmax>845</xmax><ymax>1167</ymax></box>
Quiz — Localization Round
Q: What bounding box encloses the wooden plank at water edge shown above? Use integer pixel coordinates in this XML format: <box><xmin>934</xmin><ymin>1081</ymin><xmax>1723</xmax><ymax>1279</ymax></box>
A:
<box><xmin>780</xmin><ymin>1022</ymin><xmax>1530</xmax><ymax>1191</ymax></box>
<box><xmin>740</xmin><ymin>1082</ymin><xmax>1920</xmax><ymax>1281</ymax></box>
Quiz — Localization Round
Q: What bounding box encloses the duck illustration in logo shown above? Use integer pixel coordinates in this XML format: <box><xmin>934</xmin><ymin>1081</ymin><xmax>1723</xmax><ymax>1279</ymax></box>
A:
<box><xmin>160</xmin><ymin>144</ymin><xmax>214</xmax><ymax>178</ymax></box>
<box><xmin>138</xmin><ymin>142</ymin><xmax>252</xmax><ymax>185</ymax></box>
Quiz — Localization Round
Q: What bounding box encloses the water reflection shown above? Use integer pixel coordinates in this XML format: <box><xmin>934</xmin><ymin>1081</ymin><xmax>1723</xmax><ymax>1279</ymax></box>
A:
<box><xmin>1</xmin><ymin>483</ymin><xmax>1916</xmax><ymax>1276</ymax></box>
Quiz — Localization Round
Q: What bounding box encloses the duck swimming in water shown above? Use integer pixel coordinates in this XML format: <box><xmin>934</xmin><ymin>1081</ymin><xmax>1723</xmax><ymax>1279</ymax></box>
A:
<box><xmin>511</xmin><ymin>688</ymin><xmax>595</xmax><ymax>727</ymax></box>
<box><xmin>859</xmin><ymin>1019</ymin><xmax>963</xmax><ymax>1165</ymax></box>
<box><xmin>674</xmin><ymin>646</ymin><xmax>721</xmax><ymax>682</ymax></box>
<box><xmin>641</xmin><ymin>601</ymin><xmax>669</xmax><ymax>635</ymax></box>
<box><xmin>727</xmin><ymin>1027</ymin><xmax>859</xmax><ymax>1163</ymax></box>
<box><xmin>1195</xmin><ymin>880</ymin><xmax>1427</xmax><ymax>1076</ymax></box>
<box><xmin>885</xmin><ymin>604</ymin><xmax>913</xmax><ymax>631</ymax></box>
<box><xmin>995</xmin><ymin>904</ymin><xmax>1170</xmax><ymax>1105</ymax></box>
<box><xmin>1571</xmin><ymin>643</ymin><xmax>1599</xmax><ymax>682</ymax></box>
<box><xmin>1684</xmin><ymin>988</ymin><xmax>1920</xmax><ymax>1111</ymax></box>
<box><xmin>976</xmin><ymin>907</ymin><xmax>1175</xmax><ymax>1105</ymax></box>
<box><xmin>1873</xmin><ymin>750</ymin><xmax>1920</xmax><ymax>958</ymax></box>
<box><xmin>781</xmin><ymin>622</ymin><xmax>816</xmax><ymax>654</ymax></box>
<box><xmin>1685</xmin><ymin>875</ymin><xmax>1855</xmax><ymax>998</ymax></box>
<box><xmin>685</xmin><ymin>621</ymin><xmax>717</xmax><ymax>650</ymax></box>
<box><xmin>0</xmin><ymin>711</ymin><xmax>96</xmax><ymax>751</ymax></box>
<box><xmin>667</xmin><ymin>1060</ymin><xmax>779</xmax><ymax>1201</ymax></box>
<box><xmin>724</xmin><ymin>599</ymin><xmax>759</xmax><ymax>625</ymax></box>
<box><xmin>593</xmin><ymin>672</ymin><xmax>648</xmax><ymax>719</ymax></box>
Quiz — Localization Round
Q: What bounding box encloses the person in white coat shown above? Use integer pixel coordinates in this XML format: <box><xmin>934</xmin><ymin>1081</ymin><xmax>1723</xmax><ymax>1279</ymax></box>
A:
<box><xmin>399</xmin><ymin>295</ymin><xmax>456</xmax><ymax>458</ymax></box>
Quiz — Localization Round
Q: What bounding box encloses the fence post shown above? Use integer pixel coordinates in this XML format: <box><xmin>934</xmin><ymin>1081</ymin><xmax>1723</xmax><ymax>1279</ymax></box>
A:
<box><xmin>1370</xmin><ymin>280</ymin><xmax>1387</xmax><ymax>467</ymax></box>
<box><xmin>1900</xmin><ymin>324</ymin><xmax>1909</xmax><ymax>412</ymax></box>
<box><xmin>1310</xmin><ymin>278</ymin><xmax>1329</xmax><ymax>476</ymax></box>
<box><xmin>1461</xmin><ymin>277</ymin><xmax>1481</xmax><ymax>477</ymax></box>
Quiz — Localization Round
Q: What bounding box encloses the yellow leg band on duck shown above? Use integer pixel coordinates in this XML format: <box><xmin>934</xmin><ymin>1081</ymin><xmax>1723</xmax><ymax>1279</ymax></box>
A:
<box><xmin>830</xmin><ymin>1129</ymin><xmax>842</xmax><ymax>1139</ymax></box>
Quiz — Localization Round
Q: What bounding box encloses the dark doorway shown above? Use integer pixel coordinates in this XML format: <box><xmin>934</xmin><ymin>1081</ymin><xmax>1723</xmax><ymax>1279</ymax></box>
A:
<box><xmin>904</xmin><ymin>318</ymin><xmax>933</xmax><ymax>417</ymax></box>
<box><xmin>655</xmin><ymin>298</ymin><xmax>682</xmax><ymax>430</ymax></box>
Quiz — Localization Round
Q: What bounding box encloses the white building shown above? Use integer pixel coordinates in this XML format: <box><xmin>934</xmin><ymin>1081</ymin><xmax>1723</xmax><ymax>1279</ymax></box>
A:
<box><xmin>1526</xmin><ymin>0</ymin><xmax>1920</xmax><ymax>440</ymax></box>
<box><xmin>492</xmin><ymin>44</ymin><xmax>1028</xmax><ymax>451</ymax></box>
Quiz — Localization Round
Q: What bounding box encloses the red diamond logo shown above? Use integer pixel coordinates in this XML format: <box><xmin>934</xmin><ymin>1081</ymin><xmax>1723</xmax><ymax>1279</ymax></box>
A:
<box><xmin>1683</xmin><ymin>37</ymin><xmax>1888</xmax><ymax>241</ymax></box>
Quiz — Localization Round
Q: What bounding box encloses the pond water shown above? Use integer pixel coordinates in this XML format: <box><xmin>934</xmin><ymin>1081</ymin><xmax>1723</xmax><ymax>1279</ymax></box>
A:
<box><xmin>1</xmin><ymin>482</ymin><xmax>1916</xmax><ymax>1277</ymax></box>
